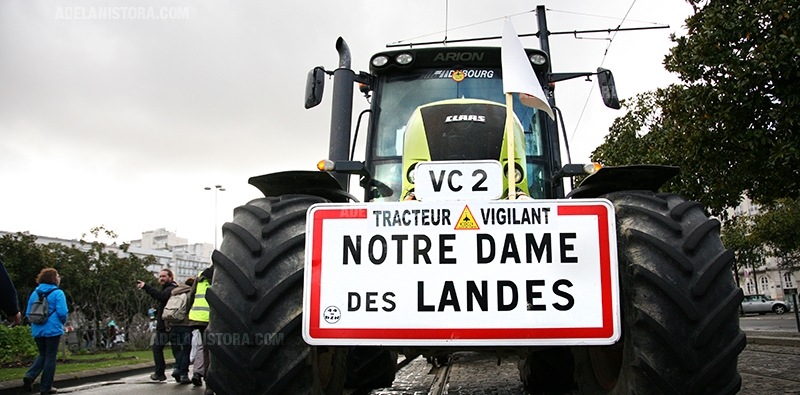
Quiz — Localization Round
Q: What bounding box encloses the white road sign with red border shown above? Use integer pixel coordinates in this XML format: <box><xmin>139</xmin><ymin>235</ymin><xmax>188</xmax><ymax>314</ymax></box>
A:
<box><xmin>302</xmin><ymin>199</ymin><xmax>620</xmax><ymax>346</ymax></box>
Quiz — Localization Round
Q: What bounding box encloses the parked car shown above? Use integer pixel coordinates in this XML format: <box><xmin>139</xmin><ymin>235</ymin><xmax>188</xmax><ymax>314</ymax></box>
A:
<box><xmin>741</xmin><ymin>294</ymin><xmax>792</xmax><ymax>315</ymax></box>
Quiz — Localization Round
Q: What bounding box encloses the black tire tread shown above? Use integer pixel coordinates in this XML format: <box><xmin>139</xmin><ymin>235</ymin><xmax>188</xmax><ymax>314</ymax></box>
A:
<box><xmin>251</xmin><ymin>270</ymin><xmax>304</xmax><ymax>322</ymax></box>
<box><xmin>574</xmin><ymin>191</ymin><xmax>744</xmax><ymax>395</ymax></box>
<box><xmin>683</xmin><ymin>219</ymin><xmax>721</xmax><ymax>253</ymax></box>
<box><xmin>211</xmin><ymin>250</ymin><xmax>257</xmax><ymax>297</ymax></box>
<box><xmin>234</xmin><ymin>203</ymin><xmax>272</xmax><ymax>223</ymax></box>
<box><xmin>691</xmin><ymin>249</ymin><xmax>734</xmax><ymax>296</ymax></box>
<box><xmin>616</xmin><ymin>203</ymin><xmax>683</xmax><ymax>235</ymax></box>
<box><xmin>206</xmin><ymin>195</ymin><xmax>345</xmax><ymax>395</ymax></box>
<box><xmin>256</xmin><ymin>234</ymin><xmax>305</xmax><ymax>273</ymax></box>
<box><xmin>262</xmin><ymin>210</ymin><xmax>307</xmax><ymax>237</ymax></box>
<box><xmin>222</xmin><ymin>222</ymin><xmax>263</xmax><ymax>254</ymax></box>
<box><xmin>628</xmin><ymin>229</ymin><xmax>694</xmax><ymax>272</ymax></box>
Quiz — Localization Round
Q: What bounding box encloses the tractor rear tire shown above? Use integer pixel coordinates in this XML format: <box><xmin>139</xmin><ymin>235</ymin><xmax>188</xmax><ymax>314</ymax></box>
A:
<box><xmin>205</xmin><ymin>195</ymin><xmax>347</xmax><ymax>395</ymax></box>
<box><xmin>573</xmin><ymin>191</ymin><xmax>745</xmax><ymax>395</ymax></box>
<box><xmin>344</xmin><ymin>347</ymin><xmax>398</xmax><ymax>390</ymax></box>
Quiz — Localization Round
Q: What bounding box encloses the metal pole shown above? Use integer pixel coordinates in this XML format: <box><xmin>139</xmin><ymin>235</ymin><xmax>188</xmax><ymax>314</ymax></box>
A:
<box><xmin>205</xmin><ymin>185</ymin><xmax>225</xmax><ymax>249</ymax></box>
<box><xmin>536</xmin><ymin>5</ymin><xmax>551</xmax><ymax>78</ymax></box>
<box><xmin>214</xmin><ymin>187</ymin><xmax>218</xmax><ymax>249</ymax></box>
<box><xmin>536</xmin><ymin>6</ymin><xmax>564</xmax><ymax>198</ymax></box>
<box><xmin>793</xmin><ymin>293</ymin><xmax>799</xmax><ymax>333</ymax></box>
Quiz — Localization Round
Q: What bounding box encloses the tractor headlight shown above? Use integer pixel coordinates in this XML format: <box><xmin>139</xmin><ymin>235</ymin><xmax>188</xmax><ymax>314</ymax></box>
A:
<box><xmin>529</xmin><ymin>53</ymin><xmax>547</xmax><ymax>65</ymax></box>
<box><xmin>514</xmin><ymin>166</ymin><xmax>524</xmax><ymax>183</ymax></box>
<box><xmin>317</xmin><ymin>159</ymin><xmax>335</xmax><ymax>171</ymax></box>
<box><xmin>372</xmin><ymin>55</ymin><xmax>389</xmax><ymax>67</ymax></box>
<box><xmin>583</xmin><ymin>162</ymin><xmax>602</xmax><ymax>174</ymax></box>
<box><xmin>407</xmin><ymin>163</ymin><xmax>418</xmax><ymax>183</ymax></box>
<box><xmin>504</xmin><ymin>163</ymin><xmax>525</xmax><ymax>183</ymax></box>
<box><xmin>395</xmin><ymin>53</ymin><xmax>413</xmax><ymax>65</ymax></box>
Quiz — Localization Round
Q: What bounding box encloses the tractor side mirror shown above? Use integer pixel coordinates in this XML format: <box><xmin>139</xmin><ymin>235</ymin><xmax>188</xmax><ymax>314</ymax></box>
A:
<box><xmin>305</xmin><ymin>67</ymin><xmax>326</xmax><ymax>109</ymax></box>
<box><xmin>597</xmin><ymin>68</ymin><xmax>620</xmax><ymax>110</ymax></box>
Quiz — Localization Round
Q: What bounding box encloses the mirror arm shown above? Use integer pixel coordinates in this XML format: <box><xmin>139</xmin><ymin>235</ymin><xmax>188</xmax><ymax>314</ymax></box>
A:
<box><xmin>549</xmin><ymin>72</ymin><xmax>596</xmax><ymax>83</ymax></box>
<box><xmin>353</xmin><ymin>71</ymin><xmax>372</xmax><ymax>85</ymax></box>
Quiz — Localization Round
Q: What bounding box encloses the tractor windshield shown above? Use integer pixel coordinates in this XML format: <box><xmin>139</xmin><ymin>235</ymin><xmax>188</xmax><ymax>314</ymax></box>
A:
<box><xmin>368</xmin><ymin>67</ymin><xmax>546</xmax><ymax>201</ymax></box>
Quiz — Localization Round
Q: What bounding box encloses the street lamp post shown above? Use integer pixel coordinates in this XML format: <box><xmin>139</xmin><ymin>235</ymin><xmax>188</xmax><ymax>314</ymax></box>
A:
<box><xmin>204</xmin><ymin>185</ymin><xmax>225</xmax><ymax>249</ymax></box>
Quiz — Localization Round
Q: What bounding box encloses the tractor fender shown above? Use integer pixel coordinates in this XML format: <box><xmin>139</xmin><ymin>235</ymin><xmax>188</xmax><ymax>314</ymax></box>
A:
<box><xmin>567</xmin><ymin>165</ymin><xmax>679</xmax><ymax>199</ymax></box>
<box><xmin>248</xmin><ymin>170</ymin><xmax>358</xmax><ymax>203</ymax></box>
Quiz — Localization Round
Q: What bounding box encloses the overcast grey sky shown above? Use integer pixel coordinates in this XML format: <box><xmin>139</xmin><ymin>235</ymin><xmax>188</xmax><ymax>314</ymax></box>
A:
<box><xmin>0</xmin><ymin>0</ymin><xmax>694</xmax><ymax>246</ymax></box>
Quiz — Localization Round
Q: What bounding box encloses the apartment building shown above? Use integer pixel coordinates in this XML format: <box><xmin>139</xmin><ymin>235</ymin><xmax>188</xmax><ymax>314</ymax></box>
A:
<box><xmin>730</xmin><ymin>198</ymin><xmax>798</xmax><ymax>305</ymax></box>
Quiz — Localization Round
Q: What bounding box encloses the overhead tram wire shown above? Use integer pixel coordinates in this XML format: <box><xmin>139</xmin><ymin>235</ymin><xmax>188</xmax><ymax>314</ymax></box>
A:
<box><xmin>546</xmin><ymin>8</ymin><xmax>665</xmax><ymax>27</ymax></box>
<box><xmin>444</xmin><ymin>0</ymin><xmax>447</xmax><ymax>44</ymax></box>
<box><xmin>387</xmin><ymin>5</ymin><xmax>666</xmax><ymax>48</ymax></box>
<box><xmin>387</xmin><ymin>12</ymin><xmax>667</xmax><ymax>49</ymax></box>
<box><xmin>567</xmin><ymin>0</ymin><xmax>639</xmax><ymax>146</ymax></box>
<box><xmin>387</xmin><ymin>9</ymin><xmax>536</xmax><ymax>48</ymax></box>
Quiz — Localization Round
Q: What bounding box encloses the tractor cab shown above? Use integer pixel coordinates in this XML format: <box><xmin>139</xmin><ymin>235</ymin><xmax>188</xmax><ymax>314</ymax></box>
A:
<box><xmin>304</xmin><ymin>45</ymin><xmax>558</xmax><ymax>202</ymax></box>
<box><xmin>362</xmin><ymin>47</ymin><xmax>552</xmax><ymax>202</ymax></box>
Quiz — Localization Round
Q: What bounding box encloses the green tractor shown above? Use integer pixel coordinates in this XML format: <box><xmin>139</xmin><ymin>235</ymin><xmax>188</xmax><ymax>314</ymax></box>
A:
<box><xmin>204</xmin><ymin>9</ymin><xmax>744</xmax><ymax>395</ymax></box>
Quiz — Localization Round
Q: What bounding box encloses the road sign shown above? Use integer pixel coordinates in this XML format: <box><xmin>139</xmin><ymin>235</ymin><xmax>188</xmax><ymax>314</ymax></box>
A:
<box><xmin>303</xmin><ymin>199</ymin><xmax>620</xmax><ymax>346</ymax></box>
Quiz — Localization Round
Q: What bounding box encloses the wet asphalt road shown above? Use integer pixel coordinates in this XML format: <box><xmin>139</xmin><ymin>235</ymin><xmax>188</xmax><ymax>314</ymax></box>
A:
<box><xmin>13</xmin><ymin>315</ymin><xmax>800</xmax><ymax>395</ymax></box>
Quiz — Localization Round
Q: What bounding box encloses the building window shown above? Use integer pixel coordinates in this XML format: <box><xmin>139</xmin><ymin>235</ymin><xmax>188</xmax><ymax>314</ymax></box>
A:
<box><xmin>745</xmin><ymin>279</ymin><xmax>755</xmax><ymax>295</ymax></box>
<box><xmin>784</xmin><ymin>273</ymin><xmax>795</xmax><ymax>289</ymax></box>
<box><xmin>759</xmin><ymin>276</ymin><xmax>770</xmax><ymax>293</ymax></box>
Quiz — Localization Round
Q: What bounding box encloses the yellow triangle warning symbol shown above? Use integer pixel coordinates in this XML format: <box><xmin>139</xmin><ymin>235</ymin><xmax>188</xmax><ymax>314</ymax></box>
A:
<box><xmin>455</xmin><ymin>205</ymin><xmax>480</xmax><ymax>230</ymax></box>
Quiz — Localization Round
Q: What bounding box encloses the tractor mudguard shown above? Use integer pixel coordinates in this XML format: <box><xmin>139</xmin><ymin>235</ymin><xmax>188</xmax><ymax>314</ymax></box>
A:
<box><xmin>567</xmin><ymin>165</ymin><xmax>679</xmax><ymax>199</ymax></box>
<box><xmin>248</xmin><ymin>171</ymin><xmax>357</xmax><ymax>203</ymax></box>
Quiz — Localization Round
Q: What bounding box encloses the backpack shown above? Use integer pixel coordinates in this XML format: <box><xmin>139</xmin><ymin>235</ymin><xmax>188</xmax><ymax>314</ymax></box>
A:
<box><xmin>28</xmin><ymin>288</ymin><xmax>57</xmax><ymax>324</ymax></box>
<box><xmin>162</xmin><ymin>292</ymin><xmax>190</xmax><ymax>323</ymax></box>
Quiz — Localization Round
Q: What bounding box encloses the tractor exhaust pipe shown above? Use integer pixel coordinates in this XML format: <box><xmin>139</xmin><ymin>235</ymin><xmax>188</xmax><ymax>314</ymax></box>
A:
<box><xmin>328</xmin><ymin>37</ymin><xmax>355</xmax><ymax>190</ymax></box>
<box><xmin>336</xmin><ymin>37</ymin><xmax>351</xmax><ymax>69</ymax></box>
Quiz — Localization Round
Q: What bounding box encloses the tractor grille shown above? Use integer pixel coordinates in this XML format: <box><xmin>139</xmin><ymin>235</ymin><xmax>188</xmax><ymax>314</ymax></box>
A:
<box><xmin>420</xmin><ymin>102</ymin><xmax>506</xmax><ymax>161</ymax></box>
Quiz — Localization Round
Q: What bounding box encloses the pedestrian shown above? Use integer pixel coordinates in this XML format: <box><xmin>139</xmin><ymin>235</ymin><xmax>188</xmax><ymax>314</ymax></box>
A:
<box><xmin>136</xmin><ymin>269</ymin><xmax>178</xmax><ymax>382</ymax></box>
<box><xmin>107</xmin><ymin>323</ymin><xmax>118</xmax><ymax>349</ymax></box>
<box><xmin>165</xmin><ymin>277</ymin><xmax>195</xmax><ymax>384</ymax></box>
<box><xmin>188</xmin><ymin>266</ymin><xmax>213</xmax><ymax>392</ymax></box>
<box><xmin>22</xmin><ymin>268</ymin><xmax>68</xmax><ymax>395</ymax></box>
<box><xmin>0</xmin><ymin>258</ymin><xmax>22</xmax><ymax>326</ymax></box>
<box><xmin>81</xmin><ymin>329</ymin><xmax>92</xmax><ymax>350</ymax></box>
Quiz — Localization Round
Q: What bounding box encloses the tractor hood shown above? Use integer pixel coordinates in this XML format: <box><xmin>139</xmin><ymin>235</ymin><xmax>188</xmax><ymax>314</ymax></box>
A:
<box><xmin>400</xmin><ymin>98</ymin><xmax>528</xmax><ymax>199</ymax></box>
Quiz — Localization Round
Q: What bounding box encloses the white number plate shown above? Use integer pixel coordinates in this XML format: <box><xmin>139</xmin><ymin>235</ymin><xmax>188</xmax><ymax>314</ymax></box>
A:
<box><xmin>414</xmin><ymin>160</ymin><xmax>503</xmax><ymax>201</ymax></box>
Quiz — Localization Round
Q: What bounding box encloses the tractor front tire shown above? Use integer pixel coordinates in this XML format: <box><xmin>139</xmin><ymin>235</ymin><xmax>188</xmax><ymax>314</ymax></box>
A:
<box><xmin>205</xmin><ymin>195</ymin><xmax>346</xmax><ymax>395</ymax></box>
<box><xmin>518</xmin><ymin>347</ymin><xmax>577</xmax><ymax>393</ymax></box>
<box><xmin>344</xmin><ymin>347</ymin><xmax>398</xmax><ymax>390</ymax></box>
<box><xmin>573</xmin><ymin>191</ymin><xmax>745</xmax><ymax>395</ymax></box>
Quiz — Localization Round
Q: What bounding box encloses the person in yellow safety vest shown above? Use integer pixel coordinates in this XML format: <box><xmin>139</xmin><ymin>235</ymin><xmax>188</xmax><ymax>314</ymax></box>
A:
<box><xmin>188</xmin><ymin>266</ymin><xmax>213</xmax><ymax>394</ymax></box>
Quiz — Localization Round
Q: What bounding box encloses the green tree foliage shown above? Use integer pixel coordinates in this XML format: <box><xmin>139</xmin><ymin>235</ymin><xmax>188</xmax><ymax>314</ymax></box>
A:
<box><xmin>751</xmin><ymin>198</ymin><xmax>800</xmax><ymax>271</ymax></box>
<box><xmin>0</xmin><ymin>230</ymin><xmax>160</xmax><ymax>351</ymax></box>
<box><xmin>0</xmin><ymin>233</ymin><xmax>51</xmax><ymax>312</ymax></box>
<box><xmin>720</xmin><ymin>214</ymin><xmax>765</xmax><ymax>286</ymax></box>
<box><xmin>0</xmin><ymin>325</ymin><xmax>37</xmax><ymax>363</ymax></box>
<box><xmin>592</xmin><ymin>0</ymin><xmax>800</xmax><ymax>216</ymax></box>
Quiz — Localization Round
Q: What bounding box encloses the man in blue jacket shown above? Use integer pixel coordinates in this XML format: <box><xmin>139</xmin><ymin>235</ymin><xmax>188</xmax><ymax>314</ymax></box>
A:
<box><xmin>23</xmin><ymin>268</ymin><xmax>68</xmax><ymax>394</ymax></box>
